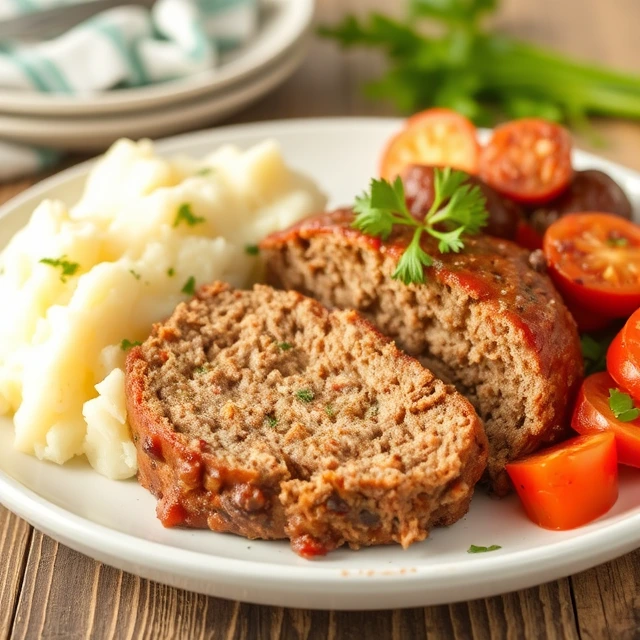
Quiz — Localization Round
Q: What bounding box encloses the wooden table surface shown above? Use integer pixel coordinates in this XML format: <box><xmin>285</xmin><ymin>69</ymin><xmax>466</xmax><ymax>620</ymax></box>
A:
<box><xmin>2</xmin><ymin>0</ymin><xmax>640</xmax><ymax>638</ymax></box>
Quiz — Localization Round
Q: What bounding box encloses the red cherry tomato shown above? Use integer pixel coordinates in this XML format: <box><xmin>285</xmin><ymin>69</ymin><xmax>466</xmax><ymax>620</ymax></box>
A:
<box><xmin>607</xmin><ymin>309</ymin><xmax>640</xmax><ymax>401</ymax></box>
<box><xmin>480</xmin><ymin>119</ymin><xmax>573</xmax><ymax>204</ymax></box>
<box><xmin>572</xmin><ymin>372</ymin><xmax>640</xmax><ymax>467</ymax></box>
<box><xmin>543</xmin><ymin>213</ymin><xmax>640</xmax><ymax>318</ymax></box>
<box><xmin>506</xmin><ymin>433</ymin><xmax>618</xmax><ymax>530</ymax></box>
<box><xmin>380</xmin><ymin>108</ymin><xmax>480</xmax><ymax>180</ymax></box>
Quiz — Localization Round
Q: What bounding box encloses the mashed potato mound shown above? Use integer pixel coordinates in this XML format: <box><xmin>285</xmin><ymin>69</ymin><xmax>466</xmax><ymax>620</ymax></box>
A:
<box><xmin>0</xmin><ymin>139</ymin><xmax>326</xmax><ymax>479</ymax></box>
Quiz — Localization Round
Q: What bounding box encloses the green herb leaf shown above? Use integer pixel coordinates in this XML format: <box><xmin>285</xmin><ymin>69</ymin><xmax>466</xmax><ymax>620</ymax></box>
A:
<box><xmin>370</xmin><ymin>175</ymin><xmax>409</xmax><ymax>213</ymax></box>
<box><xmin>392</xmin><ymin>232</ymin><xmax>434</xmax><ymax>284</ymax></box>
<box><xmin>245</xmin><ymin>244</ymin><xmax>260</xmax><ymax>256</ymax></box>
<box><xmin>129</xmin><ymin>269</ymin><xmax>141</xmax><ymax>280</ymax></box>
<box><xmin>467</xmin><ymin>544</ymin><xmax>502</xmax><ymax>554</ymax></box>
<box><xmin>319</xmin><ymin>8</ymin><xmax>640</xmax><ymax>127</ymax></box>
<box><xmin>581</xmin><ymin>333</ymin><xmax>614</xmax><ymax>376</ymax></box>
<box><xmin>437</xmin><ymin>183</ymin><xmax>488</xmax><ymax>236</ymax></box>
<box><xmin>609</xmin><ymin>388</ymin><xmax>640</xmax><ymax>422</ymax></box>
<box><xmin>39</xmin><ymin>256</ymin><xmax>80</xmax><ymax>283</ymax></box>
<box><xmin>353</xmin><ymin>177</ymin><xmax>418</xmax><ymax>240</ymax></box>
<box><xmin>353</xmin><ymin>193</ymin><xmax>395</xmax><ymax>240</ymax></box>
<box><xmin>325</xmin><ymin>404</ymin><xmax>335</xmax><ymax>417</ymax></box>
<box><xmin>120</xmin><ymin>339</ymin><xmax>142</xmax><ymax>351</ymax></box>
<box><xmin>173</xmin><ymin>203</ymin><xmax>205</xmax><ymax>228</ymax></box>
<box><xmin>278</xmin><ymin>342</ymin><xmax>293</xmax><ymax>351</ymax></box>
<box><xmin>196</xmin><ymin>167</ymin><xmax>213</xmax><ymax>176</ymax></box>
<box><xmin>319</xmin><ymin>13</ymin><xmax>424</xmax><ymax>58</ymax></box>
<box><xmin>295</xmin><ymin>389</ymin><xmax>315</xmax><ymax>403</ymax></box>
<box><xmin>354</xmin><ymin>171</ymin><xmax>486</xmax><ymax>285</ymax></box>
<box><xmin>410</xmin><ymin>0</ymin><xmax>497</xmax><ymax>25</ymax></box>
<box><xmin>167</xmin><ymin>267</ymin><xmax>175</xmax><ymax>277</ymax></box>
<box><xmin>265</xmin><ymin>415</ymin><xmax>278</xmax><ymax>428</ymax></box>
<box><xmin>433</xmin><ymin>167</ymin><xmax>468</xmax><ymax>208</ymax></box>
<box><xmin>181</xmin><ymin>276</ymin><xmax>196</xmax><ymax>296</ymax></box>
<box><xmin>607</xmin><ymin>236</ymin><xmax>628</xmax><ymax>247</ymax></box>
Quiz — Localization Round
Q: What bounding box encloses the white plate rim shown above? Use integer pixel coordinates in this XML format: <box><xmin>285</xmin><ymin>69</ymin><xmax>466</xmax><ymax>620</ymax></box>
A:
<box><xmin>0</xmin><ymin>117</ymin><xmax>639</xmax><ymax>609</ymax></box>
<box><xmin>0</xmin><ymin>0</ymin><xmax>314</xmax><ymax>117</ymax></box>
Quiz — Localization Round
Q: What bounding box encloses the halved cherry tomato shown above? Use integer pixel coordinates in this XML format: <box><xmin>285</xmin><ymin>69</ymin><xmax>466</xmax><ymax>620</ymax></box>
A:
<box><xmin>543</xmin><ymin>213</ymin><xmax>640</xmax><ymax>318</ymax></box>
<box><xmin>607</xmin><ymin>309</ymin><xmax>640</xmax><ymax>400</ymax></box>
<box><xmin>506</xmin><ymin>432</ymin><xmax>618</xmax><ymax>530</ymax></box>
<box><xmin>380</xmin><ymin>108</ymin><xmax>480</xmax><ymax>180</ymax></box>
<box><xmin>572</xmin><ymin>372</ymin><xmax>640</xmax><ymax>467</ymax></box>
<box><xmin>480</xmin><ymin>119</ymin><xmax>573</xmax><ymax>204</ymax></box>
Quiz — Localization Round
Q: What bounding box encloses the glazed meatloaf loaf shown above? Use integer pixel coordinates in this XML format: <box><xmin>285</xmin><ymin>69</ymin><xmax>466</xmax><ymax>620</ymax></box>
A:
<box><xmin>260</xmin><ymin>210</ymin><xmax>583</xmax><ymax>495</ymax></box>
<box><xmin>125</xmin><ymin>282</ymin><xmax>487</xmax><ymax>558</ymax></box>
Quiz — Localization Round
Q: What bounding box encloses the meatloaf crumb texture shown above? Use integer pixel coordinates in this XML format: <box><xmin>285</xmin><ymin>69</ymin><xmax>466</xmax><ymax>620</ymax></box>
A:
<box><xmin>260</xmin><ymin>209</ymin><xmax>583</xmax><ymax>495</ymax></box>
<box><xmin>125</xmin><ymin>283</ymin><xmax>487</xmax><ymax>557</ymax></box>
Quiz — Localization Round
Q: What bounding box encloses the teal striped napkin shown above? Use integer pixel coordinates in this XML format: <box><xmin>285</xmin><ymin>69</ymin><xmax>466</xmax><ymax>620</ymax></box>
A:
<box><xmin>0</xmin><ymin>0</ymin><xmax>258</xmax><ymax>180</ymax></box>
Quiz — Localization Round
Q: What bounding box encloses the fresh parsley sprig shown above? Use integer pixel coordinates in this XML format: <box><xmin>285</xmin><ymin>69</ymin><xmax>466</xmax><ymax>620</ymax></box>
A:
<box><xmin>352</xmin><ymin>168</ymin><xmax>487</xmax><ymax>285</ymax></box>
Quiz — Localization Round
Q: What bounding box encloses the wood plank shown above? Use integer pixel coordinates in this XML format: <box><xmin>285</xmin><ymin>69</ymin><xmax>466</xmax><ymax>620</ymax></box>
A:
<box><xmin>11</xmin><ymin>533</ymin><xmax>238</xmax><ymax>640</ymax></box>
<box><xmin>571</xmin><ymin>549</ymin><xmax>640</xmax><ymax>640</ymax></box>
<box><xmin>10</xmin><ymin>531</ymin><xmax>579</xmax><ymax>640</ymax></box>
<box><xmin>0</xmin><ymin>507</ymin><xmax>31</xmax><ymax>640</ymax></box>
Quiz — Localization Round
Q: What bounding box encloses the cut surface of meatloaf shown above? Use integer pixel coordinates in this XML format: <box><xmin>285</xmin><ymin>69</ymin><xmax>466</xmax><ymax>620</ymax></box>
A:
<box><xmin>260</xmin><ymin>210</ymin><xmax>583</xmax><ymax>496</ymax></box>
<box><xmin>125</xmin><ymin>282</ymin><xmax>487</xmax><ymax>558</ymax></box>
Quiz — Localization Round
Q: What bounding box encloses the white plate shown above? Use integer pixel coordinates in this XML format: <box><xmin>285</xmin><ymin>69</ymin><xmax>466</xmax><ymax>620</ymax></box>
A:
<box><xmin>1</xmin><ymin>118</ymin><xmax>640</xmax><ymax>611</ymax></box>
<box><xmin>0</xmin><ymin>41</ymin><xmax>308</xmax><ymax>151</ymax></box>
<box><xmin>0</xmin><ymin>0</ymin><xmax>313</xmax><ymax>117</ymax></box>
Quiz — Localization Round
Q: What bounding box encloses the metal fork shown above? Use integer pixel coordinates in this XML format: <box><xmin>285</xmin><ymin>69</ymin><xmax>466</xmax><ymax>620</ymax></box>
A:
<box><xmin>0</xmin><ymin>0</ymin><xmax>157</xmax><ymax>42</ymax></box>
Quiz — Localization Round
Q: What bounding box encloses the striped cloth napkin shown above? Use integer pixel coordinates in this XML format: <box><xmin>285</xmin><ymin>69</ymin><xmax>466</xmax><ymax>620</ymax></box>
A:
<box><xmin>0</xmin><ymin>0</ymin><xmax>258</xmax><ymax>181</ymax></box>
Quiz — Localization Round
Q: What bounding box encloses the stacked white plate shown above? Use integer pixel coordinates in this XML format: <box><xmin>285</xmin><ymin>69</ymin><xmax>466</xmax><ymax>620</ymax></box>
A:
<box><xmin>0</xmin><ymin>0</ymin><xmax>314</xmax><ymax>151</ymax></box>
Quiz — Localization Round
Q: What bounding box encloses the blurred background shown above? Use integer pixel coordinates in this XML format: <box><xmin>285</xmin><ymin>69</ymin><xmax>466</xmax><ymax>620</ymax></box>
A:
<box><xmin>0</xmin><ymin>0</ymin><xmax>638</xmax><ymax>185</ymax></box>
<box><xmin>256</xmin><ymin>0</ymin><xmax>640</xmax><ymax>170</ymax></box>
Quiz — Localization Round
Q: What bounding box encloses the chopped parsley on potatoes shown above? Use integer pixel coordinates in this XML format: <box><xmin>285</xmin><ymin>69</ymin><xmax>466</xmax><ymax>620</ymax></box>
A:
<box><xmin>0</xmin><ymin>139</ymin><xmax>325</xmax><ymax>480</ymax></box>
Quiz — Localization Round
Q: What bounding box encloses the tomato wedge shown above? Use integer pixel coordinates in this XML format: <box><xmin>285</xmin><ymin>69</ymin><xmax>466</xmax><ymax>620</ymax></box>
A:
<box><xmin>480</xmin><ymin>119</ymin><xmax>573</xmax><ymax>203</ymax></box>
<box><xmin>572</xmin><ymin>372</ymin><xmax>640</xmax><ymax>467</ymax></box>
<box><xmin>543</xmin><ymin>213</ymin><xmax>640</xmax><ymax>318</ymax></box>
<box><xmin>380</xmin><ymin>108</ymin><xmax>480</xmax><ymax>180</ymax></box>
<box><xmin>607</xmin><ymin>309</ymin><xmax>640</xmax><ymax>400</ymax></box>
<box><xmin>506</xmin><ymin>433</ymin><xmax>618</xmax><ymax>530</ymax></box>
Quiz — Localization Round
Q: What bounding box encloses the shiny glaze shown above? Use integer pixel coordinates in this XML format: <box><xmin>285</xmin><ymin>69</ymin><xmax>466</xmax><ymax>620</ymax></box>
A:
<box><xmin>262</xmin><ymin>208</ymin><xmax>580</xmax><ymax>376</ymax></box>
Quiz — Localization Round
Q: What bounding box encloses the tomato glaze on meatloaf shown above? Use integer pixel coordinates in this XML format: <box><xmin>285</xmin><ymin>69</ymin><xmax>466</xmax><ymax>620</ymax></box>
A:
<box><xmin>260</xmin><ymin>209</ymin><xmax>583</xmax><ymax>495</ymax></box>
<box><xmin>125</xmin><ymin>282</ymin><xmax>487</xmax><ymax>558</ymax></box>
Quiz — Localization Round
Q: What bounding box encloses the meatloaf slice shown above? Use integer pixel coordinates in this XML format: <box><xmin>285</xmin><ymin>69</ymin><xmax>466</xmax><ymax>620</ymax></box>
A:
<box><xmin>125</xmin><ymin>282</ymin><xmax>487</xmax><ymax>558</ymax></box>
<box><xmin>260</xmin><ymin>210</ymin><xmax>583</xmax><ymax>496</ymax></box>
